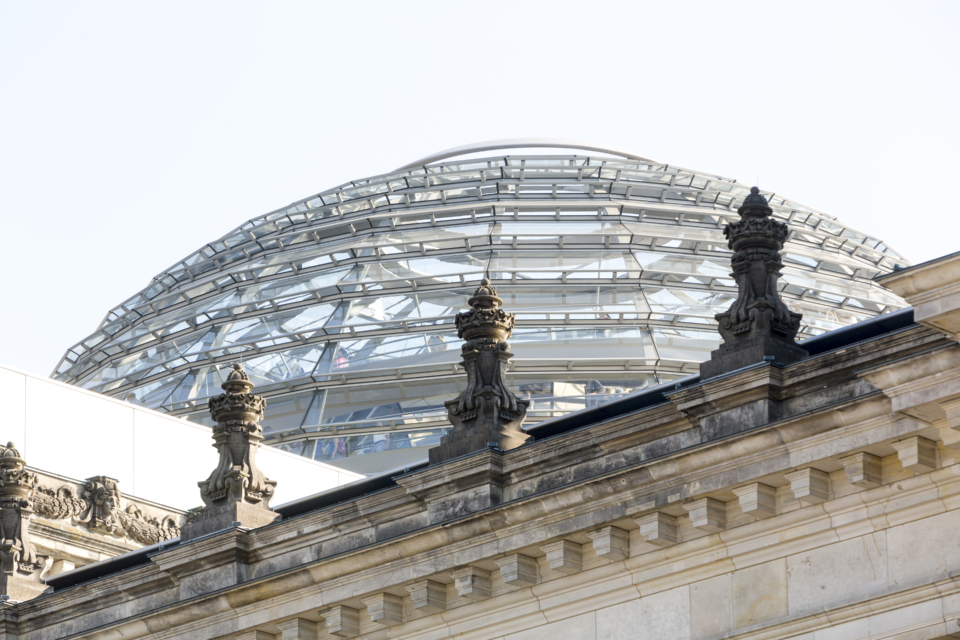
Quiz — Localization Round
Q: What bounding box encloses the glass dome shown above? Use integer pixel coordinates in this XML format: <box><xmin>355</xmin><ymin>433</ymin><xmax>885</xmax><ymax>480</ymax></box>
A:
<box><xmin>53</xmin><ymin>141</ymin><xmax>908</xmax><ymax>475</ymax></box>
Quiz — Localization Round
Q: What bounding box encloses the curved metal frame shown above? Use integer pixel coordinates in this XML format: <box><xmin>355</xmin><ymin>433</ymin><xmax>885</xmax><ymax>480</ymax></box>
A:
<box><xmin>394</xmin><ymin>138</ymin><xmax>656</xmax><ymax>171</ymax></box>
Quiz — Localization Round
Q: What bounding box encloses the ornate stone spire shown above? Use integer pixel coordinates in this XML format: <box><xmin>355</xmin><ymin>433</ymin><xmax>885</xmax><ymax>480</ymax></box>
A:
<box><xmin>0</xmin><ymin>443</ymin><xmax>49</xmax><ymax>600</ymax></box>
<box><xmin>430</xmin><ymin>279</ymin><xmax>530</xmax><ymax>464</ymax></box>
<box><xmin>182</xmin><ymin>364</ymin><xmax>279</xmax><ymax>540</ymax></box>
<box><xmin>700</xmin><ymin>187</ymin><xmax>808</xmax><ymax>379</ymax></box>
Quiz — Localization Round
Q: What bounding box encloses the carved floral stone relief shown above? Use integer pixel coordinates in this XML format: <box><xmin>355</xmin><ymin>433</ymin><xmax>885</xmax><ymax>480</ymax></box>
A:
<box><xmin>33</xmin><ymin>476</ymin><xmax>180</xmax><ymax>545</ymax></box>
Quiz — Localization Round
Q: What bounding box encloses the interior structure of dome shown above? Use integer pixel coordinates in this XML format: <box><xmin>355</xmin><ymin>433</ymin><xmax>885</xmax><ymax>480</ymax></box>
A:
<box><xmin>53</xmin><ymin>140</ymin><xmax>908</xmax><ymax>474</ymax></box>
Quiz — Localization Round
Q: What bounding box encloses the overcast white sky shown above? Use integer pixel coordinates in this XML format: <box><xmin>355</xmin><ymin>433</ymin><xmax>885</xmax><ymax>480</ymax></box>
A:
<box><xmin>1</xmin><ymin>1</ymin><xmax>958</xmax><ymax>377</ymax></box>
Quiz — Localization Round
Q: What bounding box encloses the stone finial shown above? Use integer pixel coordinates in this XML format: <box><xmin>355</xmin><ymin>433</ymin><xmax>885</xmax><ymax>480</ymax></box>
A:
<box><xmin>183</xmin><ymin>364</ymin><xmax>279</xmax><ymax>540</ymax></box>
<box><xmin>429</xmin><ymin>279</ymin><xmax>530</xmax><ymax>464</ymax></box>
<box><xmin>700</xmin><ymin>187</ymin><xmax>807</xmax><ymax>379</ymax></box>
<box><xmin>0</xmin><ymin>443</ymin><xmax>49</xmax><ymax>601</ymax></box>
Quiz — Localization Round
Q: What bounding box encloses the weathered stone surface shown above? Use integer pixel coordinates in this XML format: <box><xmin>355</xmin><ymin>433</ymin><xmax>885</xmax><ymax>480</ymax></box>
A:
<box><xmin>878</xmin><ymin>251</ymin><xmax>960</xmax><ymax>341</ymax></box>
<box><xmin>431</xmin><ymin>279</ymin><xmax>530</xmax><ymax>464</ymax></box>
<box><xmin>892</xmin><ymin>436</ymin><xmax>938</xmax><ymax>473</ymax></box>
<box><xmin>495</xmin><ymin>553</ymin><xmax>539</xmax><ymax>585</ymax></box>
<box><xmin>508</xmin><ymin>611</ymin><xmax>596</xmax><ymax>640</ymax></box>
<box><xmin>0</xmin><ymin>443</ymin><xmax>48</xmax><ymax>600</ymax></box>
<box><xmin>398</xmin><ymin>449</ymin><xmax>504</xmax><ymax>524</ymax></box>
<box><xmin>733</xmin><ymin>483</ymin><xmax>777</xmax><ymax>519</ymax></box>
<box><xmin>700</xmin><ymin>187</ymin><xmax>807</xmax><ymax>380</ymax></box>
<box><xmin>643</xmin><ymin>587</ymin><xmax>691</xmax><ymax>640</ymax></box>
<box><xmin>634</xmin><ymin>512</ymin><xmax>679</xmax><ymax>547</ymax></box>
<box><xmin>587</xmin><ymin>526</ymin><xmax>630</xmax><ymax>561</ymax></box>
<box><xmin>839</xmin><ymin>452</ymin><xmax>882</xmax><ymax>488</ymax></box>
<box><xmin>361</xmin><ymin>592</ymin><xmax>403</xmax><ymax>626</ymax></box>
<box><xmin>690</xmin><ymin>574</ymin><xmax>732</xmax><ymax>639</ymax></box>
<box><xmin>319</xmin><ymin>606</ymin><xmax>360</xmax><ymax>638</ymax></box>
<box><xmin>732</xmin><ymin>559</ymin><xmax>788</xmax><ymax>629</ymax></box>
<box><xmin>784</xmin><ymin>468</ymin><xmax>831</xmax><ymax>504</ymax></box>
<box><xmin>684</xmin><ymin>498</ymin><xmax>727</xmax><ymax>532</ymax></box>
<box><xmin>405</xmin><ymin>579</ymin><xmax>447</xmax><ymax>612</ymax></box>
<box><xmin>786</xmin><ymin>532</ymin><xmax>887</xmax><ymax>616</ymax></box>
<box><xmin>276</xmin><ymin>617</ymin><xmax>317</xmax><ymax>640</ymax></box>
<box><xmin>450</xmin><ymin>566</ymin><xmax>491</xmax><ymax>600</ymax></box>
<box><xmin>183</xmin><ymin>364</ymin><xmax>278</xmax><ymax>541</ymax></box>
<box><xmin>888</xmin><ymin>509</ymin><xmax>960</xmax><ymax>586</ymax></box>
<box><xmin>236</xmin><ymin>630</ymin><xmax>278</xmax><ymax>640</ymax></box>
<box><xmin>541</xmin><ymin>540</ymin><xmax>583</xmax><ymax>574</ymax></box>
<box><xmin>597</xmin><ymin>598</ymin><xmax>642</xmax><ymax>640</ymax></box>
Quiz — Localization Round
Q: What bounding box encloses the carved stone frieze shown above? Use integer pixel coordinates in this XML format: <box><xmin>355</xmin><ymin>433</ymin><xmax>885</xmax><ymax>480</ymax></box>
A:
<box><xmin>79</xmin><ymin>476</ymin><xmax>123</xmax><ymax>535</ymax></box>
<box><xmin>430</xmin><ymin>279</ymin><xmax>530</xmax><ymax>464</ymax></box>
<box><xmin>118</xmin><ymin>505</ymin><xmax>181</xmax><ymax>545</ymax></box>
<box><xmin>33</xmin><ymin>486</ymin><xmax>86</xmax><ymax>520</ymax></box>
<box><xmin>33</xmin><ymin>477</ymin><xmax>180</xmax><ymax>545</ymax></box>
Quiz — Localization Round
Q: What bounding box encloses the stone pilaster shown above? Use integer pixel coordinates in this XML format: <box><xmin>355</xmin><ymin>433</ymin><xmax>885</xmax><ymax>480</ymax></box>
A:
<box><xmin>0</xmin><ymin>443</ymin><xmax>49</xmax><ymax>601</ymax></box>
<box><xmin>430</xmin><ymin>279</ymin><xmax>530</xmax><ymax>464</ymax></box>
<box><xmin>700</xmin><ymin>187</ymin><xmax>807</xmax><ymax>379</ymax></box>
<box><xmin>182</xmin><ymin>364</ymin><xmax>279</xmax><ymax>541</ymax></box>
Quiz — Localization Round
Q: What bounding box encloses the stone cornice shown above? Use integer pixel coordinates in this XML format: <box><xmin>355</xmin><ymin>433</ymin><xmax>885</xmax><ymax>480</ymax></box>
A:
<box><xmin>9</xmin><ymin>317</ymin><xmax>960</xmax><ymax>638</ymax></box>
<box><xmin>15</xmin><ymin>425</ymin><xmax>959</xmax><ymax>640</ymax></box>
<box><xmin>9</xmin><ymin>382</ymin><xmax>925</xmax><ymax>639</ymax></box>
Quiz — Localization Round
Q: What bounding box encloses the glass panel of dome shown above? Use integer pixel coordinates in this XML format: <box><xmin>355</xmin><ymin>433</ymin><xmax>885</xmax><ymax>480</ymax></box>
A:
<box><xmin>311</xmin><ymin>429</ymin><xmax>448</xmax><ymax>473</ymax></box>
<box><xmin>492</xmin><ymin>222</ymin><xmax>631</xmax><ymax>244</ymax></box>
<box><xmin>338</xmin><ymin>255</ymin><xmax>486</xmax><ymax>287</ymax></box>
<box><xmin>258</xmin><ymin>389</ymin><xmax>317</xmax><ymax>436</ymax></box>
<box><xmin>164</xmin><ymin>366</ymin><xmax>227</xmax><ymax>406</ymax></box>
<box><xmin>95</xmin><ymin>331</ymin><xmax>208</xmax><ymax>382</ymax></box>
<box><xmin>622</xmin><ymin>222</ymin><xmax>726</xmax><ymax>243</ymax></box>
<box><xmin>488</xmin><ymin>251</ymin><xmax>642</xmax><ymax>280</ymax></box>
<box><xmin>497</xmin><ymin>285</ymin><xmax>650</xmax><ymax>317</ymax></box>
<box><xmin>781</xmin><ymin>270</ymin><xmax>901</xmax><ymax>307</ymax></box>
<box><xmin>122</xmin><ymin>376</ymin><xmax>179</xmax><ymax>408</ymax></box>
<box><xmin>318</xmin><ymin>332</ymin><xmax>461</xmax><ymax>377</ymax></box>
<box><xmin>242</xmin><ymin>345</ymin><xmax>326</xmax><ymax>385</ymax></box>
<box><xmin>336</xmin><ymin>292</ymin><xmax>468</xmax><ymax>327</ymax></box>
<box><xmin>510</xmin><ymin>327</ymin><xmax>657</xmax><ymax>361</ymax></box>
<box><xmin>509</xmin><ymin>374</ymin><xmax>663</xmax><ymax>418</ymax></box>
<box><xmin>651</xmin><ymin>328</ymin><xmax>719</xmax><ymax>362</ymax></box>
<box><xmin>317</xmin><ymin>380</ymin><xmax>459</xmax><ymax>430</ymax></box>
<box><xmin>791</xmin><ymin>304</ymin><xmax>872</xmax><ymax>334</ymax></box>
<box><xmin>354</xmin><ymin>224</ymin><xmax>493</xmax><ymax>252</ymax></box>
<box><xmin>644</xmin><ymin>287</ymin><xmax>736</xmax><ymax>321</ymax></box>
<box><xmin>634</xmin><ymin>251</ymin><xmax>732</xmax><ymax>281</ymax></box>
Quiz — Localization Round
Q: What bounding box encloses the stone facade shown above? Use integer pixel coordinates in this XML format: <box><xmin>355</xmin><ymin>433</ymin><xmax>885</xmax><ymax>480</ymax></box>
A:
<box><xmin>0</xmin><ymin>448</ymin><xmax>184</xmax><ymax>601</ymax></box>
<box><xmin>3</xmin><ymin>244</ymin><xmax>960</xmax><ymax>640</ymax></box>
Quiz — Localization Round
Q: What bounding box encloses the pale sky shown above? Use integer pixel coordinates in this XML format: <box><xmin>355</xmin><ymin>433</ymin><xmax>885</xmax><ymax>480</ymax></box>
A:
<box><xmin>1</xmin><ymin>1</ymin><xmax>958</xmax><ymax>377</ymax></box>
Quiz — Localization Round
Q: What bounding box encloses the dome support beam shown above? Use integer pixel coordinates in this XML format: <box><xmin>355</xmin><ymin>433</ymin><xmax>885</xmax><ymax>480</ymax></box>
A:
<box><xmin>394</xmin><ymin>138</ymin><xmax>656</xmax><ymax>171</ymax></box>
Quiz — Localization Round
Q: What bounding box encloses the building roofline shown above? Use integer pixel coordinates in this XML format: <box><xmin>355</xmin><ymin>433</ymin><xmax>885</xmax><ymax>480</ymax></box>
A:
<box><xmin>40</xmin><ymin>306</ymin><xmax>920</xmax><ymax>594</ymax></box>
<box><xmin>876</xmin><ymin>249</ymin><xmax>960</xmax><ymax>283</ymax></box>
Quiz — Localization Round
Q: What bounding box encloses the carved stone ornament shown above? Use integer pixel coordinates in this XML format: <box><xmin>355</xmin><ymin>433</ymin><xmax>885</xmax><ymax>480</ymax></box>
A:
<box><xmin>199</xmin><ymin>363</ymin><xmax>276</xmax><ymax>508</ymax></box>
<box><xmin>32</xmin><ymin>476</ymin><xmax>180</xmax><ymax>545</ymax></box>
<box><xmin>430</xmin><ymin>279</ymin><xmax>530</xmax><ymax>464</ymax></box>
<box><xmin>0</xmin><ymin>442</ymin><xmax>49</xmax><ymax>599</ymax></box>
<box><xmin>183</xmin><ymin>364</ymin><xmax>279</xmax><ymax>540</ymax></box>
<box><xmin>700</xmin><ymin>187</ymin><xmax>808</xmax><ymax>379</ymax></box>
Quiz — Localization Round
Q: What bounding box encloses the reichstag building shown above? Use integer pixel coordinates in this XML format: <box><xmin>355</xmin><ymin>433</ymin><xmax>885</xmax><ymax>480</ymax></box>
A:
<box><xmin>51</xmin><ymin>140</ymin><xmax>906</xmax><ymax>474</ymax></box>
